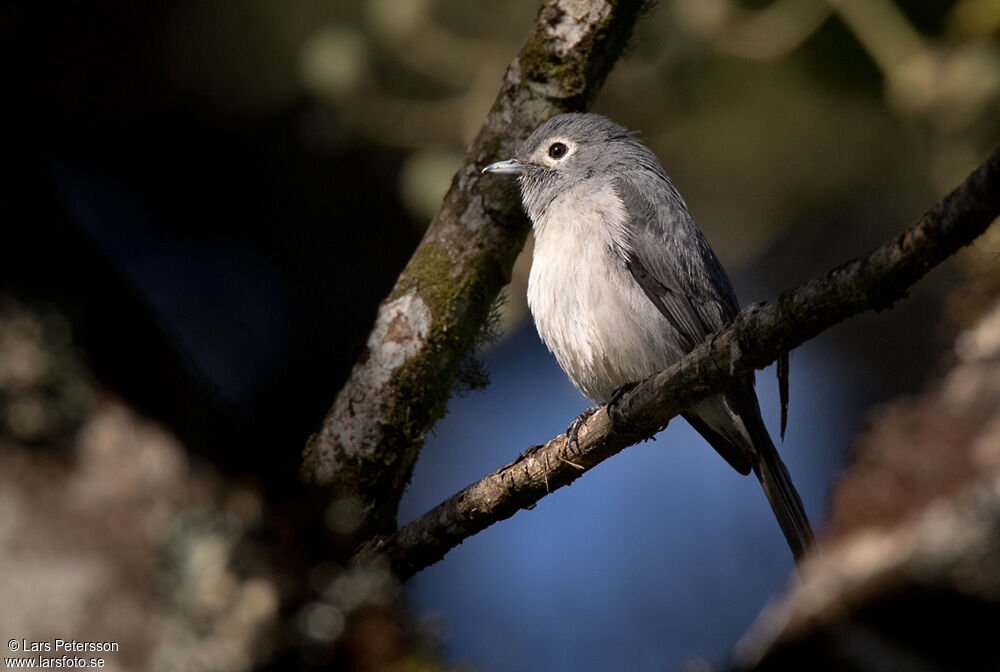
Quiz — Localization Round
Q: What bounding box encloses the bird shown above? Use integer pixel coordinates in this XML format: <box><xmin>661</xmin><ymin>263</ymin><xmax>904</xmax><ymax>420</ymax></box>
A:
<box><xmin>483</xmin><ymin>112</ymin><xmax>814</xmax><ymax>562</ymax></box>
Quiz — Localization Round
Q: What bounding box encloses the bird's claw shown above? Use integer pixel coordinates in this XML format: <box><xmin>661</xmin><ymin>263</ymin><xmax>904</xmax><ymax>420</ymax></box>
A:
<box><xmin>606</xmin><ymin>381</ymin><xmax>638</xmax><ymax>424</ymax></box>
<box><xmin>565</xmin><ymin>406</ymin><xmax>599</xmax><ymax>455</ymax></box>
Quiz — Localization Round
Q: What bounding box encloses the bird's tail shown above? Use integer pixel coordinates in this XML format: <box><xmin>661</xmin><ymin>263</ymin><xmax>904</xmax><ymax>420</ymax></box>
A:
<box><xmin>746</xmin><ymin>418</ymin><xmax>814</xmax><ymax>563</ymax></box>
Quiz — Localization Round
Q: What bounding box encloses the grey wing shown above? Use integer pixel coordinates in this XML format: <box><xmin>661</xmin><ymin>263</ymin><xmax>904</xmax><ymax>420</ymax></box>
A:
<box><xmin>614</xmin><ymin>174</ymin><xmax>753</xmax><ymax>475</ymax></box>
<box><xmin>613</xmin><ymin>175</ymin><xmax>740</xmax><ymax>352</ymax></box>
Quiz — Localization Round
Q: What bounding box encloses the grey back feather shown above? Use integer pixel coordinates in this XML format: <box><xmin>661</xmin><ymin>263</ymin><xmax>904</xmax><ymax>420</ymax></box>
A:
<box><xmin>614</xmin><ymin>174</ymin><xmax>740</xmax><ymax>347</ymax></box>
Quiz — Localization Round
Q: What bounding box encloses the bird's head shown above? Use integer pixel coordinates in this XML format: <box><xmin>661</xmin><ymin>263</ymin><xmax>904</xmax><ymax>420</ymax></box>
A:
<box><xmin>483</xmin><ymin>113</ymin><xmax>653</xmax><ymax>219</ymax></box>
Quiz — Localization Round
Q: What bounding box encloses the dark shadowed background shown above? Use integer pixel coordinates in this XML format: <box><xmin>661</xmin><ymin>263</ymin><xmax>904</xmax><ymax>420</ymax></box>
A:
<box><xmin>2</xmin><ymin>0</ymin><xmax>999</xmax><ymax>670</ymax></box>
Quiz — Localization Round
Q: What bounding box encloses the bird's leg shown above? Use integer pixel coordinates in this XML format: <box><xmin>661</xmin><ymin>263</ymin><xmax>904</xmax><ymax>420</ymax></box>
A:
<box><xmin>564</xmin><ymin>406</ymin><xmax>599</xmax><ymax>455</ymax></box>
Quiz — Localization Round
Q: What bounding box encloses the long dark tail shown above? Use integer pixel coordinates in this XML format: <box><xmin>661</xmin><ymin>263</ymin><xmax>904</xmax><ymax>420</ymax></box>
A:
<box><xmin>746</xmin><ymin>417</ymin><xmax>814</xmax><ymax>563</ymax></box>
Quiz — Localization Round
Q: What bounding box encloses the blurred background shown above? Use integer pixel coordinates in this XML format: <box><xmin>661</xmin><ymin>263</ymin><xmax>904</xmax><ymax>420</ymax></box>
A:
<box><xmin>2</xmin><ymin>0</ymin><xmax>999</xmax><ymax>670</ymax></box>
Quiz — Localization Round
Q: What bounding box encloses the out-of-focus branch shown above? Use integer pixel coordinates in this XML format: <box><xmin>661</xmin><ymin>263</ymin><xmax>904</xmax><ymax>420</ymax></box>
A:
<box><xmin>359</xmin><ymin>144</ymin><xmax>1000</xmax><ymax>581</ymax></box>
<box><xmin>733</xmin><ymin>284</ymin><xmax>1000</xmax><ymax>671</ymax></box>
<box><xmin>302</xmin><ymin>0</ymin><xmax>652</xmax><ymax>534</ymax></box>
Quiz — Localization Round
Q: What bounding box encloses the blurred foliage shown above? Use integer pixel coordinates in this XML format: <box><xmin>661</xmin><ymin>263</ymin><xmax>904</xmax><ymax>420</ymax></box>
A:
<box><xmin>0</xmin><ymin>296</ymin><xmax>279</xmax><ymax>672</ymax></box>
<box><xmin>0</xmin><ymin>296</ymin><xmax>96</xmax><ymax>444</ymax></box>
<box><xmin>211</xmin><ymin>0</ymin><xmax>999</xmax><ymax>340</ymax></box>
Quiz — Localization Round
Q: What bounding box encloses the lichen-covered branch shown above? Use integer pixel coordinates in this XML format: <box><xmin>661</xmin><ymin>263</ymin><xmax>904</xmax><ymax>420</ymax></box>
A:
<box><xmin>302</xmin><ymin>0</ymin><xmax>652</xmax><ymax>534</ymax></box>
<box><xmin>359</xmin><ymin>144</ymin><xmax>1000</xmax><ymax>580</ymax></box>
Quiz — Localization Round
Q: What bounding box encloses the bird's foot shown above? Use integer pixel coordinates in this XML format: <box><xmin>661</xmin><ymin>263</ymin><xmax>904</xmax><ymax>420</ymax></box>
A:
<box><xmin>608</xmin><ymin>381</ymin><xmax>638</xmax><ymax>408</ymax></box>
<box><xmin>606</xmin><ymin>381</ymin><xmax>639</xmax><ymax>424</ymax></box>
<box><xmin>565</xmin><ymin>406</ymin><xmax>599</xmax><ymax>455</ymax></box>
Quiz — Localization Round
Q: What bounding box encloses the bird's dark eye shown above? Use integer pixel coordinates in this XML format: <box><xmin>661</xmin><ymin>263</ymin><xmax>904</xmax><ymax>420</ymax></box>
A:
<box><xmin>548</xmin><ymin>142</ymin><xmax>568</xmax><ymax>159</ymax></box>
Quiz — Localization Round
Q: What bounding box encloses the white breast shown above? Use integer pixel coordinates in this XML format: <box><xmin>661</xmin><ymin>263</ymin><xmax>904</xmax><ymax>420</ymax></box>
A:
<box><xmin>526</xmin><ymin>181</ymin><xmax>687</xmax><ymax>402</ymax></box>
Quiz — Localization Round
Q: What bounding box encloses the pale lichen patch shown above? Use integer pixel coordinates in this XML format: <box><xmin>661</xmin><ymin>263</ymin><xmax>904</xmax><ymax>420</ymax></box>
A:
<box><xmin>459</xmin><ymin>193</ymin><xmax>486</xmax><ymax>232</ymax></box>
<box><xmin>548</xmin><ymin>0</ymin><xmax>612</xmax><ymax>55</ymax></box>
<box><xmin>371</xmin><ymin>293</ymin><xmax>431</xmax><ymax>371</ymax></box>
<box><xmin>313</xmin><ymin>293</ymin><xmax>432</xmax><ymax>477</ymax></box>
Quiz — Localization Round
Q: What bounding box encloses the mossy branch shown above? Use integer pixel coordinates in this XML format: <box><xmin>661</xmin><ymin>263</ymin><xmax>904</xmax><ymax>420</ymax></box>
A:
<box><xmin>302</xmin><ymin>0</ymin><xmax>652</xmax><ymax>535</ymax></box>
<box><xmin>357</xmin><ymin>144</ymin><xmax>1000</xmax><ymax>581</ymax></box>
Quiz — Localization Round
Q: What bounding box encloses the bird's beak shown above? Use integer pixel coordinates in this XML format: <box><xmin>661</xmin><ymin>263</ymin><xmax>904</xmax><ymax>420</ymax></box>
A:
<box><xmin>482</xmin><ymin>158</ymin><xmax>525</xmax><ymax>175</ymax></box>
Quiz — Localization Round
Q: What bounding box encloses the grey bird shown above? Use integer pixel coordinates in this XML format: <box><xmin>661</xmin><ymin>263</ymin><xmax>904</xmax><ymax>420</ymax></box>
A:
<box><xmin>483</xmin><ymin>113</ymin><xmax>813</xmax><ymax>562</ymax></box>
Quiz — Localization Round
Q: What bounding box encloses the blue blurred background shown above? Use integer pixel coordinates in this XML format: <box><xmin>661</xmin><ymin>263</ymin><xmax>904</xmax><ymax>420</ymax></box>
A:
<box><xmin>3</xmin><ymin>0</ymin><xmax>999</xmax><ymax>670</ymax></box>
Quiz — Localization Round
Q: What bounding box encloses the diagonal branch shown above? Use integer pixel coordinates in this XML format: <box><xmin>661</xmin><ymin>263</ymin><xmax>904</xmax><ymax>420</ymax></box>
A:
<box><xmin>358</xmin><ymin>144</ymin><xmax>1000</xmax><ymax>581</ymax></box>
<box><xmin>301</xmin><ymin>0</ymin><xmax>652</xmax><ymax>535</ymax></box>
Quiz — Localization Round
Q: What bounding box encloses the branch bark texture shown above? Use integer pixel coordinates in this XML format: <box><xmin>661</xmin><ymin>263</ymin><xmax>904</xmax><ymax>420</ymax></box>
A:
<box><xmin>362</xmin><ymin>144</ymin><xmax>1000</xmax><ymax>580</ymax></box>
<box><xmin>302</xmin><ymin>0</ymin><xmax>651</xmax><ymax>534</ymax></box>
